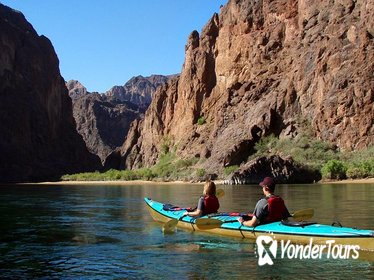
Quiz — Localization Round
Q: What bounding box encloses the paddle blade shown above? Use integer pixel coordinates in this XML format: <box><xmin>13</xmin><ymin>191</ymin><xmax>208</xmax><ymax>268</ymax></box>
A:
<box><xmin>162</xmin><ymin>219</ymin><xmax>178</xmax><ymax>233</ymax></box>
<box><xmin>195</xmin><ymin>218</ymin><xmax>223</xmax><ymax>230</ymax></box>
<box><xmin>216</xmin><ymin>189</ymin><xmax>225</xmax><ymax>198</ymax></box>
<box><xmin>292</xmin><ymin>208</ymin><xmax>314</xmax><ymax>222</ymax></box>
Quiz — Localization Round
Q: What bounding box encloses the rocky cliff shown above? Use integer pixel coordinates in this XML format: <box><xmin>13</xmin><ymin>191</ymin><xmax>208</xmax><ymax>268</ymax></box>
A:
<box><xmin>66</xmin><ymin>80</ymin><xmax>88</xmax><ymax>99</ymax></box>
<box><xmin>67</xmin><ymin>76</ymin><xmax>171</xmax><ymax>163</ymax></box>
<box><xmin>106</xmin><ymin>75</ymin><xmax>174</xmax><ymax>111</ymax></box>
<box><xmin>121</xmin><ymin>0</ymin><xmax>374</xmax><ymax>176</ymax></box>
<box><xmin>0</xmin><ymin>4</ymin><xmax>101</xmax><ymax>182</ymax></box>
<box><xmin>69</xmin><ymin>90</ymin><xmax>143</xmax><ymax>163</ymax></box>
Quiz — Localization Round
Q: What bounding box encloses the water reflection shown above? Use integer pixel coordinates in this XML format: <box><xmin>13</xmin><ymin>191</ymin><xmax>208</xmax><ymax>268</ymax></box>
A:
<box><xmin>0</xmin><ymin>183</ymin><xmax>373</xmax><ymax>279</ymax></box>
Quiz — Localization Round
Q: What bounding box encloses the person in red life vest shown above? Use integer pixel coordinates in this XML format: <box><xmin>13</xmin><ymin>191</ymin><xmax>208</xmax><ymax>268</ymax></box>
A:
<box><xmin>184</xmin><ymin>180</ymin><xmax>220</xmax><ymax>217</ymax></box>
<box><xmin>238</xmin><ymin>176</ymin><xmax>290</xmax><ymax>227</ymax></box>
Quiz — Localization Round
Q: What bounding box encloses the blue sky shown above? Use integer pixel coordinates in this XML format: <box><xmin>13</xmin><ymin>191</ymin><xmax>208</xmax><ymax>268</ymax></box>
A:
<box><xmin>1</xmin><ymin>0</ymin><xmax>225</xmax><ymax>92</ymax></box>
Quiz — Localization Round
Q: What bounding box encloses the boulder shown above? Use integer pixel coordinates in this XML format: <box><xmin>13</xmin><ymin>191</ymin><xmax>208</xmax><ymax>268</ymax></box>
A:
<box><xmin>225</xmin><ymin>155</ymin><xmax>321</xmax><ymax>185</ymax></box>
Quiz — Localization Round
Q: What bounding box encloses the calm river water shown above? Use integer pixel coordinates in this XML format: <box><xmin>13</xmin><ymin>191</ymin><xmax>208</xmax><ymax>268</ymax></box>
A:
<box><xmin>0</xmin><ymin>183</ymin><xmax>373</xmax><ymax>279</ymax></box>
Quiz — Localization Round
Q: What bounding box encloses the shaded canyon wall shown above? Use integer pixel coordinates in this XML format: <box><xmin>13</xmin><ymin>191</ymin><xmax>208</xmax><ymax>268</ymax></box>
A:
<box><xmin>0</xmin><ymin>4</ymin><xmax>101</xmax><ymax>182</ymax></box>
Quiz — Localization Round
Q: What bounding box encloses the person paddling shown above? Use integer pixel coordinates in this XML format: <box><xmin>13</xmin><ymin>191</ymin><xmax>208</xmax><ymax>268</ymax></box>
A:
<box><xmin>238</xmin><ymin>177</ymin><xmax>290</xmax><ymax>227</ymax></box>
<box><xmin>184</xmin><ymin>180</ymin><xmax>220</xmax><ymax>217</ymax></box>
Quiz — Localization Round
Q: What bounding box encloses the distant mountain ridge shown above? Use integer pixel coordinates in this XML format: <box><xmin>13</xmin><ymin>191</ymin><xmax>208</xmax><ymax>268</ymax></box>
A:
<box><xmin>105</xmin><ymin>75</ymin><xmax>177</xmax><ymax>111</ymax></box>
<box><xmin>66</xmin><ymin>75</ymin><xmax>173</xmax><ymax>162</ymax></box>
<box><xmin>66</xmin><ymin>80</ymin><xmax>88</xmax><ymax>99</ymax></box>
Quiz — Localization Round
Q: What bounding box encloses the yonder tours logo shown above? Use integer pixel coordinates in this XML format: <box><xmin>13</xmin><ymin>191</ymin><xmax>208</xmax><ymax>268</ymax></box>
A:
<box><xmin>256</xmin><ymin>235</ymin><xmax>360</xmax><ymax>266</ymax></box>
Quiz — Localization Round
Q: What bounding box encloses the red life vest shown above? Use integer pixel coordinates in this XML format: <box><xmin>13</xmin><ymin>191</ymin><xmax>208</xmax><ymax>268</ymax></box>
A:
<box><xmin>264</xmin><ymin>195</ymin><xmax>288</xmax><ymax>223</ymax></box>
<box><xmin>203</xmin><ymin>195</ymin><xmax>220</xmax><ymax>215</ymax></box>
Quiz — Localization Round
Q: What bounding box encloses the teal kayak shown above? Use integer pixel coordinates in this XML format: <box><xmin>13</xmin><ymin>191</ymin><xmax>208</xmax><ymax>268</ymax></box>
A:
<box><xmin>144</xmin><ymin>197</ymin><xmax>374</xmax><ymax>251</ymax></box>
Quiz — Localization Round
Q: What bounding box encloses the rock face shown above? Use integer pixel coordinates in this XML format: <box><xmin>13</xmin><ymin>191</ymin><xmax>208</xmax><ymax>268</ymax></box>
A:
<box><xmin>70</xmin><ymin>90</ymin><xmax>143</xmax><ymax>163</ymax></box>
<box><xmin>226</xmin><ymin>155</ymin><xmax>321</xmax><ymax>185</ymax></box>
<box><xmin>106</xmin><ymin>75</ymin><xmax>174</xmax><ymax>111</ymax></box>
<box><xmin>0</xmin><ymin>4</ymin><xmax>101</xmax><ymax>182</ymax></box>
<box><xmin>121</xmin><ymin>0</ymin><xmax>374</xmax><ymax>175</ymax></box>
<box><xmin>66</xmin><ymin>80</ymin><xmax>88</xmax><ymax>99</ymax></box>
<box><xmin>67</xmin><ymin>76</ymin><xmax>171</xmax><ymax>163</ymax></box>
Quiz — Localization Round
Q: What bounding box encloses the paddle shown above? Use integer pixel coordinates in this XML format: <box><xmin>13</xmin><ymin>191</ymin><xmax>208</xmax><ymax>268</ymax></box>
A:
<box><xmin>195</xmin><ymin>217</ymin><xmax>224</xmax><ymax>230</ymax></box>
<box><xmin>162</xmin><ymin>219</ymin><xmax>178</xmax><ymax>233</ymax></box>
<box><xmin>291</xmin><ymin>208</ymin><xmax>314</xmax><ymax>222</ymax></box>
<box><xmin>195</xmin><ymin>208</ymin><xmax>315</xmax><ymax>229</ymax></box>
<box><xmin>216</xmin><ymin>188</ymin><xmax>225</xmax><ymax>198</ymax></box>
<box><xmin>162</xmin><ymin>188</ymin><xmax>225</xmax><ymax>233</ymax></box>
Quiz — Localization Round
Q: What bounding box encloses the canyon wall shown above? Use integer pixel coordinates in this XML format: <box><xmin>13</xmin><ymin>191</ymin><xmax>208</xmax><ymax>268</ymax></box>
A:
<box><xmin>67</xmin><ymin>75</ymin><xmax>172</xmax><ymax>163</ymax></box>
<box><xmin>121</xmin><ymin>0</ymin><xmax>374</xmax><ymax>175</ymax></box>
<box><xmin>0</xmin><ymin>4</ymin><xmax>101</xmax><ymax>182</ymax></box>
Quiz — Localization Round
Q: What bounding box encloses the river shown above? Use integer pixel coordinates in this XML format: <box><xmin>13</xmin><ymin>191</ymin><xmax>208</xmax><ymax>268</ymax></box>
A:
<box><xmin>0</xmin><ymin>182</ymin><xmax>373</xmax><ymax>279</ymax></box>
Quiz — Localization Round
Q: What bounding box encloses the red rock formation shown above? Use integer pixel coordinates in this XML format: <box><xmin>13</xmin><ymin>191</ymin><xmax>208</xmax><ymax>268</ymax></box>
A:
<box><xmin>122</xmin><ymin>0</ymin><xmax>374</xmax><ymax>175</ymax></box>
<box><xmin>0</xmin><ymin>4</ymin><xmax>101</xmax><ymax>182</ymax></box>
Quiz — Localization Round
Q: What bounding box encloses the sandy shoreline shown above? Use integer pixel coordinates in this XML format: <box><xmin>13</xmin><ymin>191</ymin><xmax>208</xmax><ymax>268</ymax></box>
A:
<box><xmin>317</xmin><ymin>178</ymin><xmax>374</xmax><ymax>184</ymax></box>
<box><xmin>15</xmin><ymin>178</ymin><xmax>374</xmax><ymax>186</ymax></box>
<box><xmin>18</xmin><ymin>180</ymin><xmax>204</xmax><ymax>186</ymax></box>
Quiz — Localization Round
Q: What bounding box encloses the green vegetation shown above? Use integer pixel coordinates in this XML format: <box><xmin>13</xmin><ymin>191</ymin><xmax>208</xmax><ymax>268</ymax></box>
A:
<box><xmin>250</xmin><ymin>133</ymin><xmax>374</xmax><ymax>180</ymax></box>
<box><xmin>319</xmin><ymin>147</ymin><xmax>374</xmax><ymax>180</ymax></box>
<box><xmin>223</xmin><ymin>165</ymin><xmax>239</xmax><ymax>176</ymax></box>
<box><xmin>160</xmin><ymin>135</ymin><xmax>173</xmax><ymax>155</ymax></box>
<box><xmin>62</xmin><ymin>151</ymin><xmax>199</xmax><ymax>182</ymax></box>
<box><xmin>251</xmin><ymin>134</ymin><xmax>339</xmax><ymax>171</ymax></box>
<box><xmin>321</xmin><ymin>149</ymin><xmax>374</xmax><ymax>180</ymax></box>
<box><xmin>61</xmin><ymin>168</ymin><xmax>156</xmax><ymax>181</ymax></box>
<box><xmin>63</xmin><ymin>121</ymin><xmax>373</xmax><ymax>182</ymax></box>
<box><xmin>321</xmin><ymin>160</ymin><xmax>347</xmax><ymax>180</ymax></box>
<box><xmin>343</xmin><ymin>147</ymin><xmax>374</xmax><ymax>179</ymax></box>
<box><xmin>196</xmin><ymin>168</ymin><xmax>206</xmax><ymax>177</ymax></box>
<box><xmin>197</xmin><ymin>116</ymin><xmax>206</xmax><ymax>125</ymax></box>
